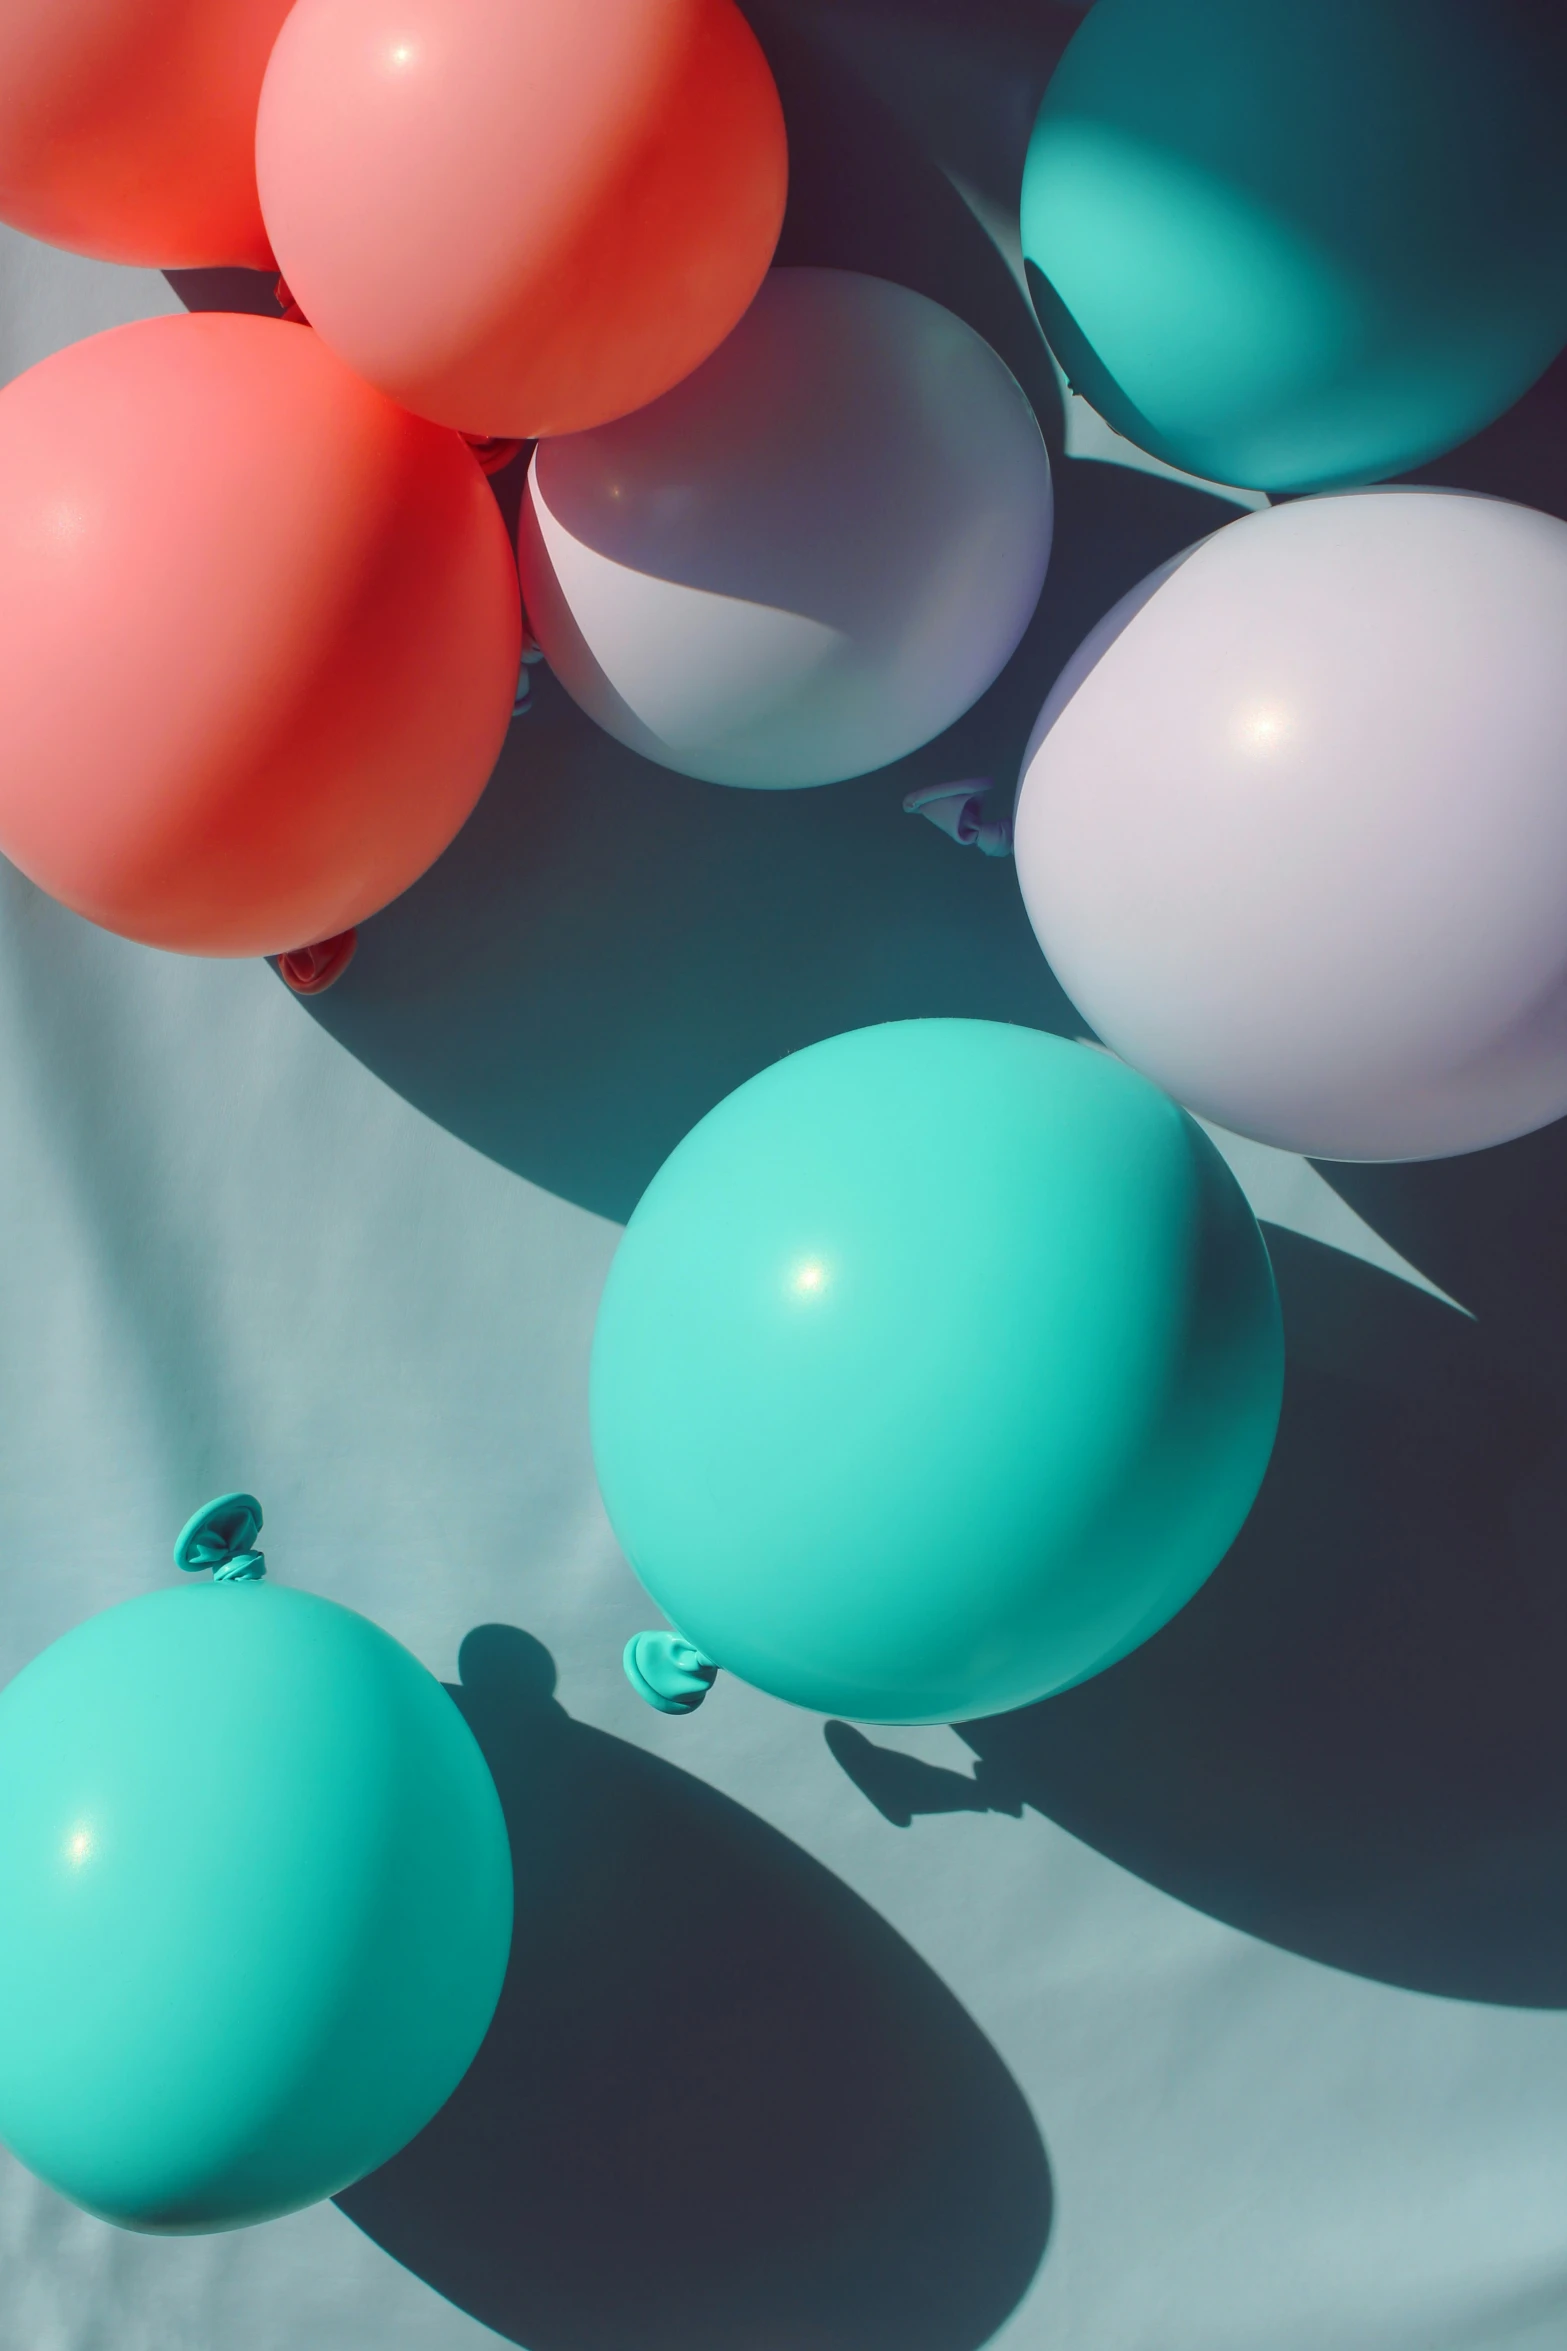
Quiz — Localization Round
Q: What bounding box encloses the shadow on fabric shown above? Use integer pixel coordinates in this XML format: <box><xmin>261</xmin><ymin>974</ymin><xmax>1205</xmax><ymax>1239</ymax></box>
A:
<box><xmin>1397</xmin><ymin>341</ymin><xmax>1567</xmax><ymax>521</ymax></box>
<box><xmin>829</xmin><ymin>1210</ymin><xmax>1567</xmax><ymax>2009</ymax></box>
<box><xmin>337</xmin><ymin>1626</ymin><xmax>1051</xmax><ymax>2351</ymax></box>
<box><xmin>164</xmin><ymin>5</ymin><xmax>1244</xmax><ymax>1225</ymax></box>
<box><xmin>271</xmin><ymin>455</ymin><xmax>1231</xmax><ymax>1225</ymax></box>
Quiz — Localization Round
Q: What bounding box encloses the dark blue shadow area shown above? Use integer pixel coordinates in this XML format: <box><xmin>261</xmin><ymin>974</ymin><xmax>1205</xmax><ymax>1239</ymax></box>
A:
<box><xmin>831</xmin><ymin>1215</ymin><xmax>1567</xmax><ymax>2009</ymax></box>
<box><xmin>784</xmin><ymin>0</ymin><xmax>1084</xmax><ymax>225</ymax></box>
<box><xmin>279</xmin><ymin>454</ymin><xmax>1231</xmax><ymax>1226</ymax></box>
<box><xmin>754</xmin><ymin>0</ymin><xmax>1067</xmax><ymax>446</ymax></box>
<box><xmin>163</xmin><ymin>265</ymin><xmax>286</xmax><ymax>319</ymax></box>
<box><xmin>1399</xmin><ymin>341</ymin><xmax>1567</xmax><ymax>518</ymax></box>
<box><xmin>826</xmin><ymin>1722</ymin><xmax>1025</xmax><ymax>1829</ymax></box>
<box><xmin>338</xmin><ymin>1627</ymin><xmax>1051</xmax><ymax>2351</ymax></box>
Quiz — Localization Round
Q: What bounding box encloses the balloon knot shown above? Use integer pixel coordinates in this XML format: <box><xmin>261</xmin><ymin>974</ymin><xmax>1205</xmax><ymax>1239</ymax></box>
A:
<box><xmin>173</xmin><ymin>1493</ymin><xmax>266</xmax><ymax>1584</ymax></box>
<box><xmin>277</xmin><ymin>928</ymin><xmax>358</xmax><ymax>995</ymax></box>
<box><xmin>903</xmin><ymin>779</ymin><xmax>1014</xmax><ymax>857</ymax></box>
<box><xmin>624</xmin><ymin>1630</ymin><xmax>718</xmax><ymax>1716</ymax></box>
<box><xmin>512</xmin><ymin>635</ymin><xmax>546</xmax><ymax>719</ymax></box>
<box><xmin>274</xmin><ymin>277</ymin><xmax>308</xmax><ymax>326</ymax></box>
<box><xmin>463</xmin><ymin>435</ymin><xmax>526</xmax><ymax>477</ymax></box>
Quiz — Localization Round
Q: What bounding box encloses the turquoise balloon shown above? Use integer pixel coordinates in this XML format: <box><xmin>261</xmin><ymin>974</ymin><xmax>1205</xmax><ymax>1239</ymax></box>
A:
<box><xmin>1020</xmin><ymin>0</ymin><xmax>1567</xmax><ymax>491</ymax></box>
<box><xmin>0</xmin><ymin>1499</ymin><xmax>512</xmax><ymax>2233</ymax></box>
<box><xmin>592</xmin><ymin>1022</ymin><xmax>1283</xmax><ymax>1725</ymax></box>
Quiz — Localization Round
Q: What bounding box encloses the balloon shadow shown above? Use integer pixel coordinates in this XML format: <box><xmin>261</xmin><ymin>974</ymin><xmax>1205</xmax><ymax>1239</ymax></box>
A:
<box><xmin>279</xmin><ymin>457</ymin><xmax>1232</xmax><ymax>1225</ymax></box>
<box><xmin>824</xmin><ymin>1722</ymin><xmax>1024</xmax><ymax>1829</ymax></box>
<box><xmin>162</xmin><ymin>266</ymin><xmax>286</xmax><ymax>320</ymax></box>
<box><xmin>162</xmin><ymin>14</ymin><xmax>1244</xmax><ymax>1224</ymax></box>
<box><xmin>773</xmin><ymin>0</ymin><xmax>1086</xmax><ymax>230</ymax></box>
<box><xmin>1397</xmin><ymin>341</ymin><xmax>1567</xmax><ymax>520</ymax></box>
<box><xmin>749</xmin><ymin>0</ymin><xmax>1065</xmax><ymax>450</ymax></box>
<box><xmin>337</xmin><ymin>1626</ymin><xmax>1051</xmax><ymax>2351</ymax></box>
<box><xmin>827</xmin><ymin>1217</ymin><xmax>1567</xmax><ymax>2008</ymax></box>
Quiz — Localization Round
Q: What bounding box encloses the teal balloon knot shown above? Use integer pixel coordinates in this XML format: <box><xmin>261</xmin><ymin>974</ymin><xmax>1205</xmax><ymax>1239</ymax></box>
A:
<box><xmin>623</xmin><ymin>1630</ymin><xmax>717</xmax><ymax>1716</ymax></box>
<box><xmin>512</xmin><ymin>640</ymin><xmax>546</xmax><ymax>720</ymax></box>
<box><xmin>173</xmin><ymin>1493</ymin><xmax>266</xmax><ymax>1585</ymax></box>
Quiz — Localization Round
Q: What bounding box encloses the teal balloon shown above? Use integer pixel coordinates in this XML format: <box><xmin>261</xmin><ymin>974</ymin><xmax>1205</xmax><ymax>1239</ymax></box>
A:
<box><xmin>0</xmin><ymin>1550</ymin><xmax>512</xmax><ymax>2232</ymax></box>
<box><xmin>591</xmin><ymin>1021</ymin><xmax>1283</xmax><ymax>1725</ymax></box>
<box><xmin>1020</xmin><ymin>0</ymin><xmax>1567</xmax><ymax>491</ymax></box>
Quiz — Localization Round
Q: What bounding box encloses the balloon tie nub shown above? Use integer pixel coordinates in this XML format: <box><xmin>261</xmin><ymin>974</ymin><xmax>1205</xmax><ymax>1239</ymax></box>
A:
<box><xmin>173</xmin><ymin>1493</ymin><xmax>266</xmax><ymax>1584</ymax></box>
<box><xmin>513</xmin><ymin>608</ymin><xmax>546</xmax><ymax>719</ymax></box>
<box><xmin>903</xmin><ymin>778</ymin><xmax>1014</xmax><ymax>857</ymax></box>
<box><xmin>277</xmin><ymin>929</ymin><xmax>358</xmax><ymax>995</ymax></box>
<box><xmin>274</xmin><ymin>277</ymin><xmax>308</xmax><ymax>326</ymax></box>
<box><xmin>624</xmin><ymin>1630</ymin><xmax>718</xmax><ymax>1716</ymax></box>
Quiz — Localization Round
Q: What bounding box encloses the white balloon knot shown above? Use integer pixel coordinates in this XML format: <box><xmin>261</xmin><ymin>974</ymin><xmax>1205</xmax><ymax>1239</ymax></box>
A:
<box><xmin>903</xmin><ymin>779</ymin><xmax>1014</xmax><ymax>857</ymax></box>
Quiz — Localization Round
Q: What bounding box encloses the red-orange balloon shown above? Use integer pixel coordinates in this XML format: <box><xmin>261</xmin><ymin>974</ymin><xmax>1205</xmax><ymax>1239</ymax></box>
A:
<box><xmin>256</xmin><ymin>0</ymin><xmax>789</xmax><ymax>439</ymax></box>
<box><xmin>0</xmin><ymin>313</ymin><xmax>520</xmax><ymax>957</ymax></box>
<box><xmin>0</xmin><ymin>0</ymin><xmax>294</xmax><ymax>267</ymax></box>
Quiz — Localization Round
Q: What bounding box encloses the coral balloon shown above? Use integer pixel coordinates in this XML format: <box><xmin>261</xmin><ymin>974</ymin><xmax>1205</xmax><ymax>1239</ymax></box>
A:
<box><xmin>0</xmin><ymin>0</ymin><xmax>293</xmax><ymax>266</ymax></box>
<box><xmin>256</xmin><ymin>0</ymin><xmax>788</xmax><ymax>439</ymax></box>
<box><xmin>1013</xmin><ymin>490</ymin><xmax>1567</xmax><ymax>1161</ymax></box>
<box><xmin>0</xmin><ymin>312</ymin><xmax>520</xmax><ymax>958</ymax></box>
<box><xmin>594</xmin><ymin>1021</ymin><xmax>1282</xmax><ymax>1724</ymax></box>
<box><xmin>520</xmin><ymin>269</ymin><xmax>1053</xmax><ymax>788</ymax></box>
<box><xmin>1021</xmin><ymin>0</ymin><xmax>1567</xmax><ymax>491</ymax></box>
<box><xmin>0</xmin><ymin>1496</ymin><xmax>513</xmax><ymax>2232</ymax></box>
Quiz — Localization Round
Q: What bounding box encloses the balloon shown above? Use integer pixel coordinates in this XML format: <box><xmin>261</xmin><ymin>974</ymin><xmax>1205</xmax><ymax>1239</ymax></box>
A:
<box><xmin>1020</xmin><ymin>0</ymin><xmax>1567</xmax><ymax>491</ymax></box>
<box><xmin>0</xmin><ymin>0</ymin><xmax>292</xmax><ymax>267</ymax></box>
<box><xmin>592</xmin><ymin>1021</ymin><xmax>1282</xmax><ymax>1724</ymax></box>
<box><xmin>519</xmin><ymin>269</ymin><xmax>1053</xmax><ymax>789</ymax></box>
<box><xmin>1013</xmin><ymin>490</ymin><xmax>1567</xmax><ymax>1163</ymax></box>
<box><xmin>0</xmin><ymin>312</ymin><xmax>520</xmax><ymax>958</ymax></box>
<box><xmin>0</xmin><ymin>1495</ymin><xmax>512</xmax><ymax>2232</ymax></box>
<box><xmin>255</xmin><ymin>0</ymin><xmax>788</xmax><ymax>440</ymax></box>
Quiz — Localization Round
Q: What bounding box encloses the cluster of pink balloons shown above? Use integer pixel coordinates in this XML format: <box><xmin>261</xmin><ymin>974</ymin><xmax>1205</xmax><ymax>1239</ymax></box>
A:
<box><xmin>0</xmin><ymin>0</ymin><xmax>790</xmax><ymax>959</ymax></box>
<box><xmin>0</xmin><ymin>0</ymin><xmax>1058</xmax><ymax>972</ymax></box>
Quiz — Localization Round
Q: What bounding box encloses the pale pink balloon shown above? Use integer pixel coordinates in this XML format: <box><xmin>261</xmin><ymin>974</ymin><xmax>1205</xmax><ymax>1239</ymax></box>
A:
<box><xmin>256</xmin><ymin>0</ymin><xmax>788</xmax><ymax>439</ymax></box>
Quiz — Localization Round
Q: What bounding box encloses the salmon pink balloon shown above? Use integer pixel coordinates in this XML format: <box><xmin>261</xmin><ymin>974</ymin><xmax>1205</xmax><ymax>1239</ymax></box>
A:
<box><xmin>0</xmin><ymin>0</ymin><xmax>294</xmax><ymax>266</ymax></box>
<box><xmin>0</xmin><ymin>312</ymin><xmax>521</xmax><ymax>958</ymax></box>
<box><xmin>255</xmin><ymin>0</ymin><xmax>789</xmax><ymax>439</ymax></box>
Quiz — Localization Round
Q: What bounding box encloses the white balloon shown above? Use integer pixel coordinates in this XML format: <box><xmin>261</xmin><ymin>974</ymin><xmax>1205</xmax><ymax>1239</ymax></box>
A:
<box><xmin>1014</xmin><ymin>489</ymin><xmax>1567</xmax><ymax>1162</ymax></box>
<box><xmin>518</xmin><ymin>268</ymin><xmax>1053</xmax><ymax>789</ymax></box>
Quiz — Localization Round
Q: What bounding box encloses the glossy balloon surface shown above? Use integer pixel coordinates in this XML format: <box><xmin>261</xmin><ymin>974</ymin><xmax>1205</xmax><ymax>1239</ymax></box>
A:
<box><xmin>1021</xmin><ymin>0</ymin><xmax>1567</xmax><ymax>490</ymax></box>
<box><xmin>591</xmin><ymin>1021</ymin><xmax>1282</xmax><ymax>1723</ymax></box>
<box><xmin>1014</xmin><ymin>490</ymin><xmax>1567</xmax><ymax>1162</ymax></box>
<box><xmin>0</xmin><ymin>0</ymin><xmax>291</xmax><ymax>266</ymax></box>
<box><xmin>257</xmin><ymin>0</ymin><xmax>787</xmax><ymax>439</ymax></box>
<box><xmin>0</xmin><ymin>312</ymin><xmax>519</xmax><ymax>956</ymax></box>
<box><xmin>0</xmin><ymin>1581</ymin><xmax>512</xmax><ymax>2232</ymax></box>
<box><xmin>519</xmin><ymin>270</ymin><xmax>1053</xmax><ymax>788</ymax></box>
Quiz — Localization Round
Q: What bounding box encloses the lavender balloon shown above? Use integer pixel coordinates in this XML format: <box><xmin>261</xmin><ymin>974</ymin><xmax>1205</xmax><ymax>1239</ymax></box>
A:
<box><xmin>1015</xmin><ymin>489</ymin><xmax>1567</xmax><ymax>1162</ymax></box>
<box><xmin>519</xmin><ymin>268</ymin><xmax>1052</xmax><ymax>789</ymax></box>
